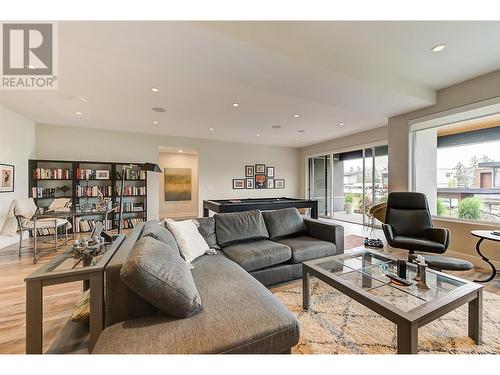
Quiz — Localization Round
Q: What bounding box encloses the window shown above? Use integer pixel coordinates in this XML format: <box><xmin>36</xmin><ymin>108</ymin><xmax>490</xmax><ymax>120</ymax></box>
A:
<box><xmin>307</xmin><ymin>144</ymin><xmax>388</xmax><ymax>226</ymax></box>
<box><xmin>412</xmin><ymin>113</ymin><xmax>500</xmax><ymax>223</ymax></box>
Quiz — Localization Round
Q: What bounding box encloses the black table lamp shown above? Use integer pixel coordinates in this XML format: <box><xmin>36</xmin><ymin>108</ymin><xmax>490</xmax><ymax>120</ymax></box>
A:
<box><xmin>117</xmin><ymin>162</ymin><xmax>162</xmax><ymax>234</ymax></box>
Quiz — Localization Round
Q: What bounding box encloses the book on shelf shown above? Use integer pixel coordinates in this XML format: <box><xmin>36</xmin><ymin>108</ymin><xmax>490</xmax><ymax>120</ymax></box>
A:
<box><xmin>115</xmin><ymin>217</ymin><xmax>144</xmax><ymax>229</ymax></box>
<box><xmin>76</xmin><ymin>184</ymin><xmax>112</xmax><ymax>197</ymax></box>
<box><xmin>76</xmin><ymin>168</ymin><xmax>111</xmax><ymax>180</ymax></box>
<box><xmin>33</xmin><ymin>168</ymin><xmax>72</xmax><ymax>180</ymax></box>
<box><xmin>115</xmin><ymin>186</ymin><xmax>146</xmax><ymax>196</ymax></box>
<box><xmin>120</xmin><ymin>202</ymin><xmax>145</xmax><ymax>212</ymax></box>
<box><xmin>74</xmin><ymin>217</ymin><xmax>112</xmax><ymax>233</ymax></box>
<box><xmin>32</xmin><ymin>187</ymin><xmax>57</xmax><ymax>198</ymax></box>
<box><xmin>116</xmin><ymin>168</ymin><xmax>146</xmax><ymax>180</ymax></box>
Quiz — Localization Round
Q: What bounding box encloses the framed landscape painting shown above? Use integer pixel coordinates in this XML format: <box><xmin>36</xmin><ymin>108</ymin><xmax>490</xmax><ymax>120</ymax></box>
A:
<box><xmin>164</xmin><ymin>168</ymin><xmax>192</xmax><ymax>201</ymax></box>
<box><xmin>0</xmin><ymin>164</ymin><xmax>14</xmax><ymax>193</ymax></box>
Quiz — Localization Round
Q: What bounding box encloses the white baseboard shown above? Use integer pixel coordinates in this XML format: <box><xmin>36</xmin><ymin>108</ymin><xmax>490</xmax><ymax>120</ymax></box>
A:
<box><xmin>446</xmin><ymin>249</ymin><xmax>500</xmax><ymax>270</ymax></box>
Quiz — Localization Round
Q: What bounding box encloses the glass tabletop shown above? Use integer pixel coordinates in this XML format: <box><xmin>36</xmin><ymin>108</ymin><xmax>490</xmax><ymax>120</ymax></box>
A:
<box><xmin>315</xmin><ymin>251</ymin><xmax>466</xmax><ymax>312</ymax></box>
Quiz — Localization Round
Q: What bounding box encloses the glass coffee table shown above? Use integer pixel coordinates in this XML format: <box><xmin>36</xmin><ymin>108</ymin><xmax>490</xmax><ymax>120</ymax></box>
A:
<box><xmin>303</xmin><ymin>249</ymin><xmax>483</xmax><ymax>354</ymax></box>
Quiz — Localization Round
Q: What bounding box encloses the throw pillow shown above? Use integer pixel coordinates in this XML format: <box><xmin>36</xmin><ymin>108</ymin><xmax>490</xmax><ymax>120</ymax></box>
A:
<box><xmin>262</xmin><ymin>208</ymin><xmax>307</xmax><ymax>240</ymax></box>
<box><xmin>193</xmin><ymin>217</ymin><xmax>220</xmax><ymax>250</ymax></box>
<box><xmin>215</xmin><ymin>210</ymin><xmax>269</xmax><ymax>247</ymax></box>
<box><xmin>165</xmin><ymin>219</ymin><xmax>209</xmax><ymax>263</ymax></box>
<box><xmin>141</xmin><ymin>221</ymin><xmax>180</xmax><ymax>252</ymax></box>
<box><xmin>120</xmin><ymin>236</ymin><xmax>202</xmax><ymax>318</ymax></box>
<box><xmin>0</xmin><ymin>201</ymin><xmax>18</xmax><ymax>236</ymax></box>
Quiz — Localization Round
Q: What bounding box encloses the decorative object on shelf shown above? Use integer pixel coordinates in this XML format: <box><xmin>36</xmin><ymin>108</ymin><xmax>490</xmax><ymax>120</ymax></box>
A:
<box><xmin>266</xmin><ymin>166</ymin><xmax>274</xmax><ymax>178</ymax></box>
<box><xmin>164</xmin><ymin>167</ymin><xmax>192</xmax><ymax>201</ymax></box>
<box><xmin>95</xmin><ymin>170</ymin><xmax>110</xmax><ymax>179</ymax></box>
<box><xmin>245</xmin><ymin>165</ymin><xmax>254</xmax><ymax>177</ymax></box>
<box><xmin>255</xmin><ymin>164</ymin><xmax>266</xmax><ymax>174</ymax></box>
<box><xmin>0</xmin><ymin>163</ymin><xmax>14</xmax><ymax>193</ymax></box>
<box><xmin>56</xmin><ymin>185</ymin><xmax>71</xmax><ymax>197</ymax></box>
<box><xmin>267</xmin><ymin>178</ymin><xmax>274</xmax><ymax>189</ymax></box>
<box><xmin>255</xmin><ymin>174</ymin><xmax>266</xmax><ymax>189</ymax></box>
<box><xmin>245</xmin><ymin>178</ymin><xmax>254</xmax><ymax>189</ymax></box>
<box><xmin>274</xmin><ymin>179</ymin><xmax>285</xmax><ymax>189</ymax></box>
<box><xmin>232</xmin><ymin>179</ymin><xmax>245</xmax><ymax>189</ymax></box>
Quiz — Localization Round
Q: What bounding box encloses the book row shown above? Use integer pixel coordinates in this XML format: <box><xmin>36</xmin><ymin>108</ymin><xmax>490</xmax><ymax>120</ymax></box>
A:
<box><xmin>33</xmin><ymin>168</ymin><xmax>72</xmax><ymax>180</ymax></box>
<box><xmin>76</xmin><ymin>185</ymin><xmax>113</xmax><ymax>197</ymax></box>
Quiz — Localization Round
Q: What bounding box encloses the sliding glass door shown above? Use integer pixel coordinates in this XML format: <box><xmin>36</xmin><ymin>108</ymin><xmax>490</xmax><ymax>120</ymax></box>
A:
<box><xmin>307</xmin><ymin>145</ymin><xmax>388</xmax><ymax>225</ymax></box>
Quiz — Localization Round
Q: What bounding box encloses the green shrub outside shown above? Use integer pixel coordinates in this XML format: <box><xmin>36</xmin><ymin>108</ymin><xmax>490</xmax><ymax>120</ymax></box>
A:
<box><xmin>458</xmin><ymin>197</ymin><xmax>481</xmax><ymax>220</ymax></box>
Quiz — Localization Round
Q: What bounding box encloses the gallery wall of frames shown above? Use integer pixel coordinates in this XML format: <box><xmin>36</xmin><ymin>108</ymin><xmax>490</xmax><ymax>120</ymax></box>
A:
<box><xmin>232</xmin><ymin>164</ymin><xmax>285</xmax><ymax>190</ymax></box>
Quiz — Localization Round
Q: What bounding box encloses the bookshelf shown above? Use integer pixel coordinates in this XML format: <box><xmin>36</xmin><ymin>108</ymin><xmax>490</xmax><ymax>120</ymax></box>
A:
<box><xmin>29</xmin><ymin>159</ymin><xmax>148</xmax><ymax>233</ymax></box>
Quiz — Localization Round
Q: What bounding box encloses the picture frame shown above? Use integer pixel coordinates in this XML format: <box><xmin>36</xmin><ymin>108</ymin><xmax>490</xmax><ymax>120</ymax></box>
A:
<box><xmin>255</xmin><ymin>164</ymin><xmax>266</xmax><ymax>174</ymax></box>
<box><xmin>245</xmin><ymin>165</ymin><xmax>254</xmax><ymax>177</ymax></box>
<box><xmin>246</xmin><ymin>178</ymin><xmax>254</xmax><ymax>189</ymax></box>
<box><xmin>95</xmin><ymin>170</ymin><xmax>110</xmax><ymax>180</ymax></box>
<box><xmin>266</xmin><ymin>166</ymin><xmax>274</xmax><ymax>178</ymax></box>
<box><xmin>0</xmin><ymin>163</ymin><xmax>15</xmax><ymax>193</ymax></box>
<box><xmin>267</xmin><ymin>178</ymin><xmax>274</xmax><ymax>189</ymax></box>
<box><xmin>232</xmin><ymin>179</ymin><xmax>245</xmax><ymax>189</ymax></box>
<box><xmin>275</xmin><ymin>179</ymin><xmax>285</xmax><ymax>189</ymax></box>
<box><xmin>255</xmin><ymin>174</ymin><xmax>266</xmax><ymax>189</ymax></box>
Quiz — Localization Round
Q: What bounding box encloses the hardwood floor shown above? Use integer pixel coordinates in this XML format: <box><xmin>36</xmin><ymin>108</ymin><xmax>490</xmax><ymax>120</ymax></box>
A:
<box><xmin>0</xmin><ymin>224</ymin><xmax>497</xmax><ymax>354</ymax></box>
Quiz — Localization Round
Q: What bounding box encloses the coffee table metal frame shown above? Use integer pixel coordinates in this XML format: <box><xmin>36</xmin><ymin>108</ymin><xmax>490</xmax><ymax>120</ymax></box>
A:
<box><xmin>302</xmin><ymin>248</ymin><xmax>483</xmax><ymax>354</ymax></box>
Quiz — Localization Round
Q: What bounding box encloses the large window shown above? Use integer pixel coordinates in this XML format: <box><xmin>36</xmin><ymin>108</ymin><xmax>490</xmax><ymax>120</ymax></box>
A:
<box><xmin>412</xmin><ymin>113</ymin><xmax>500</xmax><ymax>223</ymax></box>
<box><xmin>307</xmin><ymin>145</ymin><xmax>388</xmax><ymax>225</ymax></box>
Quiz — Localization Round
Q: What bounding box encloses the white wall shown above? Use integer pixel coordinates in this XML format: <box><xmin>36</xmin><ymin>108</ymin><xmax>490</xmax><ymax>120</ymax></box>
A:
<box><xmin>0</xmin><ymin>105</ymin><xmax>36</xmax><ymax>220</ymax></box>
<box><xmin>414</xmin><ymin>127</ymin><xmax>437</xmax><ymax>214</ymax></box>
<box><xmin>35</xmin><ymin>124</ymin><xmax>300</xmax><ymax>219</ymax></box>
<box><xmin>159</xmin><ymin>152</ymin><xmax>199</xmax><ymax>219</ymax></box>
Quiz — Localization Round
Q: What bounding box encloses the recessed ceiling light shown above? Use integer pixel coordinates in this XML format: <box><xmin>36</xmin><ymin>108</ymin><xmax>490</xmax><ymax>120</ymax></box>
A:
<box><xmin>68</xmin><ymin>96</ymin><xmax>88</xmax><ymax>103</ymax></box>
<box><xmin>153</xmin><ymin>121</ymin><xmax>159</xmax><ymax>124</ymax></box>
<box><xmin>256</xmin><ymin>133</ymin><xmax>262</xmax><ymax>137</ymax></box>
<box><xmin>298</xmin><ymin>130</ymin><xmax>305</xmax><ymax>133</ymax></box>
<box><xmin>178</xmin><ymin>150</ymin><xmax>183</xmax><ymax>153</ymax></box>
<box><xmin>151</xmin><ymin>87</ymin><xmax>159</xmax><ymax>92</ymax></box>
<box><xmin>209</xmin><ymin>127</ymin><xmax>215</xmax><ymax>131</ymax></box>
<box><xmin>294</xmin><ymin>138</ymin><xmax>299</xmax><ymax>141</ymax></box>
<box><xmin>293</xmin><ymin>114</ymin><xmax>300</xmax><ymax>118</ymax></box>
<box><xmin>232</xmin><ymin>103</ymin><xmax>239</xmax><ymax>107</ymax></box>
<box><xmin>75</xmin><ymin>111</ymin><xmax>83</xmax><ymax>115</ymax></box>
<box><xmin>272</xmin><ymin>125</ymin><xmax>282</xmax><ymax>129</ymax></box>
<box><xmin>339</xmin><ymin>122</ymin><xmax>345</xmax><ymax>126</ymax></box>
<box><xmin>152</xmin><ymin>107</ymin><xmax>165</xmax><ymax>112</ymax></box>
<box><xmin>431</xmin><ymin>44</ymin><xmax>446</xmax><ymax>52</ymax></box>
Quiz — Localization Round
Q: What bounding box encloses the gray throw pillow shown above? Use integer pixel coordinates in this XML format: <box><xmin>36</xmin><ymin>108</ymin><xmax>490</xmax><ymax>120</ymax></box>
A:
<box><xmin>120</xmin><ymin>236</ymin><xmax>202</xmax><ymax>318</ymax></box>
<box><xmin>215</xmin><ymin>210</ymin><xmax>269</xmax><ymax>247</ymax></box>
<box><xmin>194</xmin><ymin>217</ymin><xmax>220</xmax><ymax>250</ymax></box>
<box><xmin>262</xmin><ymin>208</ymin><xmax>307</xmax><ymax>240</ymax></box>
<box><xmin>140</xmin><ymin>221</ymin><xmax>180</xmax><ymax>252</ymax></box>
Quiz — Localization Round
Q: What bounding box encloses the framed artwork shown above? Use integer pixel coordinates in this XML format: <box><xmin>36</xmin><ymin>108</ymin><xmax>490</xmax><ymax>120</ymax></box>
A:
<box><xmin>266</xmin><ymin>166</ymin><xmax>274</xmax><ymax>178</ymax></box>
<box><xmin>233</xmin><ymin>179</ymin><xmax>245</xmax><ymax>189</ymax></box>
<box><xmin>275</xmin><ymin>179</ymin><xmax>285</xmax><ymax>189</ymax></box>
<box><xmin>255</xmin><ymin>164</ymin><xmax>266</xmax><ymax>174</ymax></box>
<box><xmin>246</xmin><ymin>178</ymin><xmax>254</xmax><ymax>189</ymax></box>
<box><xmin>245</xmin><ymin>165</ymin><xmax>254</xmax><ymax>177</ymax></box>
<box><xmin>164</xmin><ymin>168</ymin><xmax>192</xmax><ymax>201</ymax></box>
<box><xmin>255</xmin><ymin>174</ymin><xmax>266</xmax><ymax>189</ymax></box>
<box><xmin>267</xmin><ymin>178</ymin><xmax>274</xmax><ymax>189</ymax></box>
<box><xmin>0</xmin><ymin>164</ymin><xmax>14</xmax><ymax>193</ymax></box>
<box><xmin>95</xmin><ymin>170</ymin><xmax>110</xmax><ymax>179</ymax></box>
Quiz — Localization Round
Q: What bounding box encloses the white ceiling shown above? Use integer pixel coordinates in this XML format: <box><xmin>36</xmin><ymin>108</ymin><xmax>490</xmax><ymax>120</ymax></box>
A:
<box><xmin>1</xmin><ymin>21</ymin><xmax>500</xmax><ymax>147</ymax></box>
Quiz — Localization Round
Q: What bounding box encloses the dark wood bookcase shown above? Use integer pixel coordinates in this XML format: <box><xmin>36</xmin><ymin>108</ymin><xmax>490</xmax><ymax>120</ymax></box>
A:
<box><xmin>28</xmin><ymin>159</ymin><xmax>148</xmax><ymax>233</ymax></box>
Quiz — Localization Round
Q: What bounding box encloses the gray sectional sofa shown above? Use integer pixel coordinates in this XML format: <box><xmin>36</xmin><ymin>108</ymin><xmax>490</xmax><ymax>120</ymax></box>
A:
<box><xmin>93</xmin><ymin>208</ymin><xmax>344</xmax><ymax>354</ymax></box>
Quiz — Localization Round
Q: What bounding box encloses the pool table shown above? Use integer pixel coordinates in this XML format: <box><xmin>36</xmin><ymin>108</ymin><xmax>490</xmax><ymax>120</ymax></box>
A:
<box><xmin>203</xmin><ymin>197</ymin><xmax>319</xmax><ymax>219</ymax></box>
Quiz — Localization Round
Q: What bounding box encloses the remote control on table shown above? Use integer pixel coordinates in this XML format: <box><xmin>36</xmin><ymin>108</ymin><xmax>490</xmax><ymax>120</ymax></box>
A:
<box><xmin>385</xmin><ymin>273</ymin><xmax>413</xmax><ymax>286</ymax></box>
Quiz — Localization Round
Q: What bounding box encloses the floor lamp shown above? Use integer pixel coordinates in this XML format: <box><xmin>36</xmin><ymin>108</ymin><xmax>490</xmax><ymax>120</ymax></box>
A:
<box><xmin>118</xmin><ymin>162</ymin><xmax>162</xmax><ymax>234</ymax></box>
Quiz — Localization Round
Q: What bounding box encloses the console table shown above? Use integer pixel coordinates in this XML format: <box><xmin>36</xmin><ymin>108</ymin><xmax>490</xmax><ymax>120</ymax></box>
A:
<box><xmin>24</xmin><ymin>235</ymin><xmax>125</xmax><ymax>354</ymax></box>
<box><xmin>471</xmin><ymin>230</ymin><xmax>500</xmax><ymax>283</ymax></box>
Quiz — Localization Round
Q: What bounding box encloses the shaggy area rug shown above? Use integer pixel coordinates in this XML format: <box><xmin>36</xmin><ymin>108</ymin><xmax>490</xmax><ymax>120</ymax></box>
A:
<box><xmin>275</xmin><ymin>280</ymin><xmax>500</xmax><ymax>354</ymax></box>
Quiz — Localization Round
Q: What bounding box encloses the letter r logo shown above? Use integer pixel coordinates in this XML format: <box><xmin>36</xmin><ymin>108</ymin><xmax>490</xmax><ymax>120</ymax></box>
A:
<box><xmin>2</xmin><ymin>23</ymin><xmax>53</xmax><ymax>75</ymax></box>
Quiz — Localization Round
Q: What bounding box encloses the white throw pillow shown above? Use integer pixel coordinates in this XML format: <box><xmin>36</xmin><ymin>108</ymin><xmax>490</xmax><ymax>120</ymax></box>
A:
<box><xmin>0</xmin><ymin>201</ymin><xmax>18</xmax><ymax>236</ymax></box>
<box><xmin>165</xmin><ymin>219</ymin><xmax>209</xmax><ymax>263</ymax></box>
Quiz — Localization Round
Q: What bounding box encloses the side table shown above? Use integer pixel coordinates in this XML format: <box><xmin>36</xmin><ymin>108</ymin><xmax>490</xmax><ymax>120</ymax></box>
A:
<box><xmin>471</xmin><ymin>230</ymin><xmax>500</xmax><ymax>283</ymax></box>
<box><xmin>24</xmin><ymin>234</ymin><xmax>125</xmax><ymax>354</ymax></box>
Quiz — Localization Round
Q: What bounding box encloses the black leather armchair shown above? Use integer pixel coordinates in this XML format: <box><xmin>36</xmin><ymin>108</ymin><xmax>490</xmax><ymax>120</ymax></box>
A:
<box><xmin>382</xmin><ymin>192</ymin><xmax>472</xmax><ymax>271</ymax></box>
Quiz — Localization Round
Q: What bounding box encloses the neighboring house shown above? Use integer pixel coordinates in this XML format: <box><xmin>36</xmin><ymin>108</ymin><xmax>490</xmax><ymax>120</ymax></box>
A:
<box><xmin>474</xmin><ymin>161</ymin><xmax>500</xmax><ymax>188</ymax></box>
